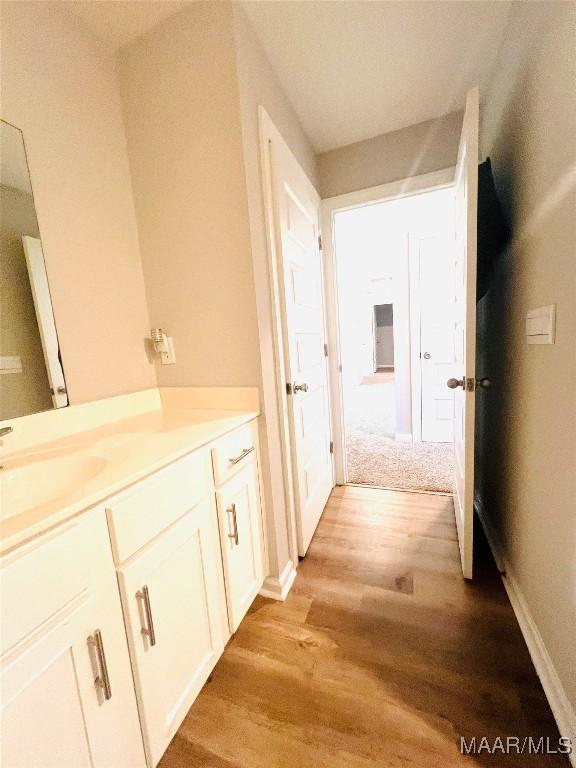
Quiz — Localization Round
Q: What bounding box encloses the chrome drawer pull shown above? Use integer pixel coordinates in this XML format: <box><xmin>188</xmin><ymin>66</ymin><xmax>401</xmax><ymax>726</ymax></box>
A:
<box><xmin>89</xmin><ymin>629</ymin><xmax>112</xmax><ymax>701</ymax></box>
<box><xmin>228</xmin><ymin>446</ymin><xmax>254</xmax><ymax>465</ymax></box>
<box><xmin>136</xmin><ymin>584</ymin><xmax>156</xmax><ymax>646</ymax></box>
<box><xmin>227</xmin><ymin>503</ymin><xmax>239</xmax><ymax>546</ymax></box>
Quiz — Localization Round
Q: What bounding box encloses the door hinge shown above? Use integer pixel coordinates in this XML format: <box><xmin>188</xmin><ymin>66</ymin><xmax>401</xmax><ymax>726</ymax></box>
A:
<box><xmin>286</xmin><ymin>382</ymin><xmax>293</xmax><ymax>395</ymax></box>
<box><xmin>329</xmin><ymin>440</ymin><xmax>334</xmax><ymax>454</ymax></box>
<box><xmin>318</xmin><ymin>233</ymin><xmax>323</xmax><ymax>251</ymax></box>
<box><xmin>324</xmin><ymin>343</ymin><xmax>328</xmax><ymax>357</ymax></box>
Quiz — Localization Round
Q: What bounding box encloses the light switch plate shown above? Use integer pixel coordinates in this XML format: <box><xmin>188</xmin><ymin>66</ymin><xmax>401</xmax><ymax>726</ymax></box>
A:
<box><xmin>526</xmin><ymin>304</ymin><xmax>555</xmax><ymax>344</ymax></box>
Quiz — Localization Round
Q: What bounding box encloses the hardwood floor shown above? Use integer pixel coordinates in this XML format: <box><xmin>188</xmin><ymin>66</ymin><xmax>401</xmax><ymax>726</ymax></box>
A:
<box><xmin>160</xmin><ymin>486</ymin><xmax>567</xmax><ymax>767</ymax></box>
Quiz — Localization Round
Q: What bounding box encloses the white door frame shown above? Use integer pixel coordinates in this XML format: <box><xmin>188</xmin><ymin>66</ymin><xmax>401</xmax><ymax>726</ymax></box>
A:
<box><xmin>258</xmin><ymin>108</ymin><xmax>299</xmax><ymax>572</ymax></box>
<box><xmin>258</xmin><ymin>107</ymin><xmax>334</xmax><ymax>573</ymax></box>
<box><xmin>321</xmin><ymin>167</ymin><xmax>455</xmax><ymax>484</ymax></box>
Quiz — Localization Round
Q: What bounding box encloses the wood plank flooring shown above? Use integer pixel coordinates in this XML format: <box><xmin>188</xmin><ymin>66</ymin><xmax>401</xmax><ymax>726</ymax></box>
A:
<box><xmin>159</xmin><ymin>486</ymin><xmax>568</xmax><ymax>767</ymax></box>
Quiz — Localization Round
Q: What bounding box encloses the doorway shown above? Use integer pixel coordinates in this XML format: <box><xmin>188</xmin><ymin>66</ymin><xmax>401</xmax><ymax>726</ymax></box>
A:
<box><xmin>373</xmin><ymin>303</ymin><xmax>394</xmax><ymax>371</ymax></box>
<box><xmin>327</xmin><ymin>182</ymin><xmax>456</xmax><ymax>493</ymax></box>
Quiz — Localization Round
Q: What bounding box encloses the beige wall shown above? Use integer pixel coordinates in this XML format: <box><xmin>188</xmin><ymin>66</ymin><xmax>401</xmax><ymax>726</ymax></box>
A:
<box><xmin>0</xmin><ymin>185</ymin><xmax>52</xmax><ymax>418</ymax></box>
<box><xmin>317</xmin><ymin>111</ymin><xmax>462</xmax><ymax>199</ymax></box>
<box><xmin>233</xmin><ymin>6</ymin><xmax>317</xmax><ymax>191</ymax></box>
<box><xmin>1</xmin><ymin>2</ymin><xmax>155</xmax><ymax>405</ymax></box>
<box><xmin>231</xmin><ymin>5</ymin><xmax>319</xmax><ymax>577</ymax></box>
<box><xmin>119</xmin><ymin>1</ymin><xmax>260</xmax><ymax>389</ymax></box>
<box><xmin>118</xmin><ymin>2</ymin><xmax>317</xmax><ymax>578</ymax></box>
<box><xmin>477</xmin><ymin>0</ymin><xmax>576</xmax><ymax>719</ymax></box>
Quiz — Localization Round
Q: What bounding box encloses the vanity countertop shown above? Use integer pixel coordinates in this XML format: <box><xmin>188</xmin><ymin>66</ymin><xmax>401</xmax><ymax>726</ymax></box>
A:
<box><xmin>0</xmin><ymin>404</ymin><xmax>259</xmax><ymax>556</ymax></box>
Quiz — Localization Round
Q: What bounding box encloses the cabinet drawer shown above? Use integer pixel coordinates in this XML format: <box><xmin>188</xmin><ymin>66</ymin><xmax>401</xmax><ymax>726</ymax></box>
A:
<box><xmin>106</xmin><ymin>451</ymin><xmax>212</xmax><ymax>564</ymax></box>
<box><xmin>211</xmin><ymin>422</ymin><xmax>257</xmax><ymax>486</ymax></box>
<box><xmin>0</xmin><ymin>508</ymin><xmax>112</xmax><ymax>659</ymax></box>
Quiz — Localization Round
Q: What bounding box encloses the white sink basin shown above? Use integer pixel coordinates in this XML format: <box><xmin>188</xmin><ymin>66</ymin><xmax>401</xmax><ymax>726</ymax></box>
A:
<box><xmin>0</xmin><ymin>453</ymin><xmax>107</xmax><ymax>520</ymax></box>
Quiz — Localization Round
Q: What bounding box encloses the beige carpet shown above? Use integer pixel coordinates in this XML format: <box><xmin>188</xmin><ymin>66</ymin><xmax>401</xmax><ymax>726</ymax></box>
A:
<box><xmin>343</xmin><ymin>373</ymin><xmax>453</xmax><ymax>492</ymax></box>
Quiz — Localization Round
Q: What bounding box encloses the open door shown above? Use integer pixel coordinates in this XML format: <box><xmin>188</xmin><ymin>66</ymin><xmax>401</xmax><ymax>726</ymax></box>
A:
<box><xmin>263</xmin><ymin>115</ymin><xmax>334</xmax><ymax>557</ymax></box>
<box><xmin>22</xmin><ymin>235</ymin><xmax>68</xmax><ymax>408</ymax></box>
<box><xmin>449</xmin><ymin>87</ymin><xmax>479</xmax><ymax>579</ymax></box>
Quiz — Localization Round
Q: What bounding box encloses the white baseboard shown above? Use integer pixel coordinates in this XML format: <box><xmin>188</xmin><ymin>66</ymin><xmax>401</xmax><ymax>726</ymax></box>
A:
<box><xmin>394</xmin><ymin>432</ymin><xmax>413</xmax><ymax>443</ymax></box>
<box><xmin>259</xmin><ymin>559</ymin><xmax>297</xmax><ymax>601</ymax></box>
<box><xmin>475</xmin><ymin>496</ymin><xmax>576</xmax><ymax>767</ymax></box>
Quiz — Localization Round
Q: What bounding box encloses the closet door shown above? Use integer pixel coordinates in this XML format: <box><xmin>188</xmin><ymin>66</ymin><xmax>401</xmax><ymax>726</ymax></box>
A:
<box><xmin>118</xmin><ymin>498</ymin><xmax>228</xmax><ymax>767</ymax></box>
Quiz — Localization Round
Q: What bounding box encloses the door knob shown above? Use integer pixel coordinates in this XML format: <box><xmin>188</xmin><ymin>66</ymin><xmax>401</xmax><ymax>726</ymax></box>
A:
<box><xmin>423</xmin><ymin>352</ymin><xmax>431</xmax><ymax>359</ymax></box>
<box><xmin>446</xmin><ymin>377</ymin><xmax>465</xmax><ymax>389</ymax></box>
<box><xmin>293</xmin><ymin>382</ymin><xmax>308</xmax><ymax>393</ymax></box>
<box><xmin>476</xmin><ymin>377</ymin><xmax>492</xmax><ymax>389</ymax></box>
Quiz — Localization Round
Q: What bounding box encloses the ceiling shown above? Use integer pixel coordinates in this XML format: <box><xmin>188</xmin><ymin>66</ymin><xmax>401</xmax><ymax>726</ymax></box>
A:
<box><xmin>63</xmin><ymin>0</ymin><xmax>188</xmax><ymax>51</ymax></box>
<box><xmin>241</xmin><ymin>1</ymin><xmax>512</xmax><ymax>152</ymax></box>
<box><xmin>63</xmin><ymin>0</ymin><xmax>512</xmax><ymax>153</ymax></box>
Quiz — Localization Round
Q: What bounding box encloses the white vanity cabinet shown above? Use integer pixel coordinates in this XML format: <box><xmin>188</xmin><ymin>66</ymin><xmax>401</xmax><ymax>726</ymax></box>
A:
<box><xmin>1</xmin><ymin>416</ymin><xmax>265</xmax><ymax>768</ymax></box>
<box><xmin>107</xmin><ymin>452</ymin><xmax>229</xmax><ymax>767</ymax></box>
<box><xmin>0</xmin><ymin>508</ymin><xmax>146</xmax><ymax>768</ymax></box>
<box><xmin>212</xmin><ymin>423</ymin><xmax>265</xmax><ymax>632</ymax></box>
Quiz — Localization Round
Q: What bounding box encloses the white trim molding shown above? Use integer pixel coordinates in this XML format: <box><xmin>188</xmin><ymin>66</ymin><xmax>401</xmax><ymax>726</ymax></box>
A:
<box><xmin>259</xmin><ymin>559</ymin><xmax>297</xmax><ymax>601</ymax></box>
<box><xmin>322</xmin><ymin>167</ymin><xmax>455</xmax><ymax>212</ymax></box>
<box><xmin>475</xmin><ymin>496</ymin><xmax>576</xmax><ymax>767</ymax></box>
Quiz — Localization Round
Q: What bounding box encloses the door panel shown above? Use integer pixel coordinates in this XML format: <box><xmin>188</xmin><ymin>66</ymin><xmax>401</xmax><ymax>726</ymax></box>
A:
<box><xmin>1</xmin><ymin>510</ymin><xmax>146</xmax><ymax>768</ymax></box>
<box><xmin>419</xmin><ymin>234</ymin><xmax>456</xmax><ymax>443</ymax></box>
<box><xmin>267</xmin><ymin>131</ymin><xmax>334</xmax><ymax>556</ymax></box>
<box><xmin>215</xmin><ymin>461</ymin><xmax>264</xmax><ymax>632</ymax></box>
<box><xmin>118</xmin><ymin>500</ymin><xmax>228</xmax><ymax>766</ymax></box>
<box><xmin>451</xmin><ymin>87</ymin><xmax>479</xmax><ymax>579</ymax></box>
<box><xmin>3</xmin><ymin>644</ymin><xmax>93</xmax><ymax>768</ymax></box>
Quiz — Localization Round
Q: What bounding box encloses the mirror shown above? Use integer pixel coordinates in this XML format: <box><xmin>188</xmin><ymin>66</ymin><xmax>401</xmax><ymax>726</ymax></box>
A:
<box><xmin>0</xmin><ymin>120</ymin><xmax>68</xmax><ymax>420</ymax></box>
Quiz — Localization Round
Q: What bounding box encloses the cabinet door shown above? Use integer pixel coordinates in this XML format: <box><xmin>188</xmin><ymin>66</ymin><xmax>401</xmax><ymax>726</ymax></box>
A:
<box><xmin>118</xmin><ymin>497</ymin><xmax>228</xmax><ymax>767</ymax></box>
<box><xmin>215</xmin><ymin>460</ymin><xmax>264</xmax><ymax>632</ymax></box>
<box><xmin>1</xmin><ymin>512</ymin><xmax>146</xmax><ymax>768</ymax></box>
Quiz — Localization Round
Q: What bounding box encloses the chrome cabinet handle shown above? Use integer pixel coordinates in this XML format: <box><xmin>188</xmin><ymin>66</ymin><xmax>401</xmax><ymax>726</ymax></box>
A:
<box><xmin>227</xmin><ymin>503</ymin><xmax>239</xmax><ymax>546</ymax></box>
<box><xmin>228</xmin><ymin>446</ymin><xmax>254</xmax><ymax>465</ymax></box>
<box><xmin>447</xmin><ymin>377</ymin><xmax>465</xmax><ymax>389</ymax></box>
<box><xmin>136</xmin><ymin>585</ymin><xmax>156</xmax><ymax>646</ymax></box>
<box><xmin>89</xmin><ymin>629</ymin><xmax>112</xmax><ymax>701</ymax></box>
<box><xmin>423</xmin><ymin>352</ymin><xmax>431</xmax><ymax>360</ymax></box>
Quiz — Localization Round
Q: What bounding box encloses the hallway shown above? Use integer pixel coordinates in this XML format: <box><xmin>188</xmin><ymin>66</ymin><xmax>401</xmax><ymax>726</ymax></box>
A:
<box><xmin>344</xmin><ymin>372</ymin><xmax>454</xmax><ymax>492</ymax></box>
<box><xmin>160</xmin><ymin>486</ymin><xmax>566</xmax><ymax>767</ymax></box>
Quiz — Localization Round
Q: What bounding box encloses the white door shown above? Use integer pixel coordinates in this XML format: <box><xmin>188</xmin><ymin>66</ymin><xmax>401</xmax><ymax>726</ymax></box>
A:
<box><xmin>118</xmin><ymin>500</ymin><xmax>228</xmax><ymax>767</ymax></box>
<box><xmin>264</xmin><ymin>117</ymin><xmax>334</xmax><ymax>556</ymax></box>
<box><xmin>419</xmin><ymin>234</ymin><xmax>455</xmax><ymax>443</ymax></box>
<box><xmin>1</xmin><ymin>512</ymin><xmax>146</xmax><ymax>768</ymax></box>
<box><xmin>450</xmin><ymin>87</ymin><xmax>479</xmax><ymax>579</ymax></box>
<box><xmin>372</xmin><ymin>306</ymin><xmax>378</xmax><ymax>371</ymax></box>
<box><xmin>21</xmin><ymin>235</ymin><xmax>68</xmax><ymax>408</ymax></box>
<box><xmin>1</xmin><ymin>596</ymin><xmax>145</xmax><ymax>768</ymax></box>
<box><xmin>215</xmin><ymin>461</ymin><xmax>264</xmax><ymax>631</ymax></box>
